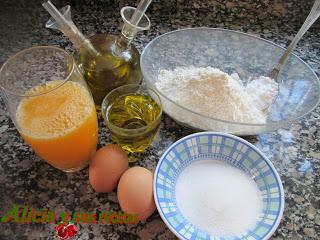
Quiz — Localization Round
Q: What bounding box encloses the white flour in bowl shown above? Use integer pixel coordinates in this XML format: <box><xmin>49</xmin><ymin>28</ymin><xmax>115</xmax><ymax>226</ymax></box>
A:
<box><xmin>156</xmin><ymin>66</ymin><xmax>278</xmax><ymax>124</ymax></box>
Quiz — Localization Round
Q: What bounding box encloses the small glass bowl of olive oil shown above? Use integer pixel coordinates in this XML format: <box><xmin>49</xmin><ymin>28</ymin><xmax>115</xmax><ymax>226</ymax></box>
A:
<box><xmin>102</xmin><ymin>84</ymin><xmax>162</xmax><ymax>160</ymax></box>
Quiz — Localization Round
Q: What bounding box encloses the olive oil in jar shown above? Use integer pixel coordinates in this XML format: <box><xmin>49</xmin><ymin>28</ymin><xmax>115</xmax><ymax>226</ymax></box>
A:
<box><xmin>77</xmin><ymin>34</ymin><xmax>142</xmax><ymax>107</ymax></box>
<box><xmin>44</xmin><ymin>4</ymin><xmax>150</xmax><ymax>108</ymax></box>
<box><xmin>106</xmin><ymin>93</ymin><xmax>161</xmax><ymax>154</ymax></box>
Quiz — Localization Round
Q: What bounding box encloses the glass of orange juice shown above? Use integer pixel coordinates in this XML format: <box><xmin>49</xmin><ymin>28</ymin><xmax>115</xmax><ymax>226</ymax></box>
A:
<box><xmin>0</xmin><ymin>46</ymin><xmax>98</xmax><ymax>172</ymax></box>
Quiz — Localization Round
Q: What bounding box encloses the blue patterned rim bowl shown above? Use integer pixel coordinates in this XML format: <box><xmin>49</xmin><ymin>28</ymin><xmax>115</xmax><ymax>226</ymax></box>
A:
<box><xmin>153</xmin><ymin>132</ymin><xmax>284</xmax><ymax>240</ymax></box>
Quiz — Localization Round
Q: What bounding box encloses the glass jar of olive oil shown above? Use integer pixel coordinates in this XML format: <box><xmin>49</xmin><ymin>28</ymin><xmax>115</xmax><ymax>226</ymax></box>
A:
<box><xmin>102</xmin><ymin>84</ymin><xmax>162</xmax><ymax>160</ymax></box>
<box><xmin>76</xmin><ymin>6</ymin><xmax>151</xmax><ymax>107</ymax></box>
<box><xmin>76</xmin><ymin>34</ymin><xmax>142</xmax><ymax>106</ymax></box>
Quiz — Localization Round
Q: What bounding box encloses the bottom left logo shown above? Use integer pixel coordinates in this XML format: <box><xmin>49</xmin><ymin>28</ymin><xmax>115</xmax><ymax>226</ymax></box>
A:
<box><xmin>54</xmin><ymin>222</ymin><xmax>78</xmax><ymax>240</ymax></box>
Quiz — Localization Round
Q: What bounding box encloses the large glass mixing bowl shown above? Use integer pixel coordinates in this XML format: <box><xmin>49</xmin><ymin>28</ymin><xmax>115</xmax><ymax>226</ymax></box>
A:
<box><xmin>141</xmin><ymin>28</ymin><xmax>320</xmax><ymax>135</ymax></box>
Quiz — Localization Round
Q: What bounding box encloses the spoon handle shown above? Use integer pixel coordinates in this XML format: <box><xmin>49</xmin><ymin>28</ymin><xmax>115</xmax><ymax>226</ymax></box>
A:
<box><xmin>270</xmin><ymin>0</ymin><xmax>320</xmax><ymax>79</ymax></box>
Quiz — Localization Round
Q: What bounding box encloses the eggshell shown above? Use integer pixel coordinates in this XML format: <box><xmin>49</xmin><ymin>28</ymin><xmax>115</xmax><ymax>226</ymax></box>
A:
<box><xmin>117</xmin><ymin>167</ymin><xmax>156</xmax><ymax>220</ymax></box>
<box><xmin>89</xmin><ymin>144</ymin><xmax>129</xmax><ymax>193</ymax></box>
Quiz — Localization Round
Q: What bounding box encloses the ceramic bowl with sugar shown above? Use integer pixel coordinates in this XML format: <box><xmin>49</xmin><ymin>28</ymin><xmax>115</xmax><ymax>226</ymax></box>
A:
<box><xmin>153</xmin><ymin>132</ymin><xmax>284</xmax><ymax>240</ymax></box>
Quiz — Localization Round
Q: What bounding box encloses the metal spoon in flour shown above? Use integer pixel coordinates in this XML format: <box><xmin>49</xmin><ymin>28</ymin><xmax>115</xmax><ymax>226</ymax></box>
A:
<box><xmin>270</xmin><ymin>0</ymin><xmax>320</xmax><ymax>80</ymax></box>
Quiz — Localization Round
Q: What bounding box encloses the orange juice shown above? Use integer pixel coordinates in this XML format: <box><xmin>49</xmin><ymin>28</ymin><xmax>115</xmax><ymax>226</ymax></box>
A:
<box><xmin>16</xmin><ymin>80</ymin><xmax>98</xmax><ymax>171</ymax></box>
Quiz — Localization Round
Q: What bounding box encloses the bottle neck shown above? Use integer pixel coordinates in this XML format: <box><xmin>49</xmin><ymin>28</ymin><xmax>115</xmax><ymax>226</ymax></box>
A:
<box><xmin>116</xmin><ymin>33</ymin><xmax>133</xmax><ymax>51</ymax></box>
<box><xmin>120</xmin><ymin>23</ymin><xmax>139</xmax><ymax>47</ymax></box>
<box><xmin>111</xmin><ymin>32</ymin><xmax>135</xmax><ymax>61</ymax></box>
<box><xmin>112</xmin><ymin>23</ymin><xmax>139</xmax><ymax>58</ymax></box>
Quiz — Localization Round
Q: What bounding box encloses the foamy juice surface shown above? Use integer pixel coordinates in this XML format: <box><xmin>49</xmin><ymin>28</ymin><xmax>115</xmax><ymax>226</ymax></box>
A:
<box><xmin>15</xmin><ymin>80</ymin><xmax>98</xmax><ymax>171</ymax></box>
<box><xmin>16</xmin><ymin>80</ymin><xmax>94</xmax><ymax>139</ymax></box>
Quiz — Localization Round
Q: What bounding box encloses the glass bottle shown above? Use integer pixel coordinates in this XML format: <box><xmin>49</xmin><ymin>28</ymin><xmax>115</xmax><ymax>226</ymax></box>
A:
<box><xmin>77</xmin><ymin>7</ymin><xmax>150</xmax><ymax>107</ymax></box>
<box><xmin>46</xmin><ymin>5</ymin><xmax>151</xmax><ymax>107</ymax></box>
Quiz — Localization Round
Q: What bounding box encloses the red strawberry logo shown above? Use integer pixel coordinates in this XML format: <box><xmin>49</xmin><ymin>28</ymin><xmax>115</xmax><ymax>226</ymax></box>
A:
<box><xmin>55</xmin><ymin>223</ymin><xmax>78</xmax><ymax>239</ymax></box>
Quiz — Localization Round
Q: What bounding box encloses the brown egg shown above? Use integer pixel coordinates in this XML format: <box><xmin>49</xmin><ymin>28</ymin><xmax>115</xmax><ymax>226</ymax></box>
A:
<box><xmin>117</xmin><ymin>167</ymin><xmax>156</xmax><ymax>220</ymax></box>
<box><xmin>89</xmin><ymin>144</ymin><xmax>129</xmax><ymax>193</ymax></box>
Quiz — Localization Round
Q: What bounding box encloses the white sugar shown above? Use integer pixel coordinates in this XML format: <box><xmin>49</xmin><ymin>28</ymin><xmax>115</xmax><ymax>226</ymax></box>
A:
<box><xmin>175</xmin><ymin>160</ymin><xmax>262</xmax><ymax>237</ymax></box>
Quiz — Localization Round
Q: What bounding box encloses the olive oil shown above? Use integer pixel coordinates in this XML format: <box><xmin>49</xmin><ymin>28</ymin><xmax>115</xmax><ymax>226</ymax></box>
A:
<box><xmin>44</xmin><ymin>4</ymin><xmax>150</xmax><ymax>108</ymax></box>
<box><xmin>77</xmin><ymin>34</ymin><xmax>142</xmax><ymax>107</ymax></box>
<box><xmin>106</xmin><ymin>93</ymin><xmax>161</xmax><ymax>154</ymax></box>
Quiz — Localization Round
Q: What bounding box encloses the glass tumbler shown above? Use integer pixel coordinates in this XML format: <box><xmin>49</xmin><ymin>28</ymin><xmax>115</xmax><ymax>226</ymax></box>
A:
<box><xmin>0</xmin><ymin>46</ymin><xmax>98</xmax><ymax>172</ymax></box>
<box><xmin>102</xmin><ymin>84</ymin><xmax>162</xmax><ymax>160</ymax></box>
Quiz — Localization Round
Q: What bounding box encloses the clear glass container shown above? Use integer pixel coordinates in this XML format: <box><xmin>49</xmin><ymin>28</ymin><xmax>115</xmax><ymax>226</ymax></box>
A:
<box><xmin>76</xmin><ymin>6</ymin><xmax>151</xmax><ymax>107</ymax></box>
<box><xmin>141</xmin><ymin>28</ymin><xmax>320</xmax><ymax>135</ymax></box>
<box><xmin>102</xmin><ymin>84</ymin><xmax>162</xmax><ymax>160</ymax></box>
<box><xmin>0</xmin><ymin>46</ymin><xmax>98</xmax><ymax>171</ymax></box>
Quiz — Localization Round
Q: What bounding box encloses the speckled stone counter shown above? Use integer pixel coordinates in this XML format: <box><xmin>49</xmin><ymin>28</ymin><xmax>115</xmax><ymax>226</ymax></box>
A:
<box><xmin>0</xmin><ymin>0</ymin><xmax>319</xmax><ymax>239</ymax></box>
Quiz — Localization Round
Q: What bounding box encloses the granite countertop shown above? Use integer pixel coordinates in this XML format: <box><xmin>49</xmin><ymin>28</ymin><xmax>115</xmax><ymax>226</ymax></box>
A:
<box><xmin>0</xmin><ymin>0</ymin><xmax>319</xmax><ymax>239</ymax></box>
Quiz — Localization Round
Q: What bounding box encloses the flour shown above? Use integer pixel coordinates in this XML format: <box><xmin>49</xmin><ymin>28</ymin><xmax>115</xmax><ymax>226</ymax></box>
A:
<box><xmin>156</xmin><ymin>66</ymin><xmax>278</xmax><ymax>124</ymax></box>
<box><xmin>175</xmin><ymin>160</ymin><xmax>263</xmax><ymax>237</ymax></box>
